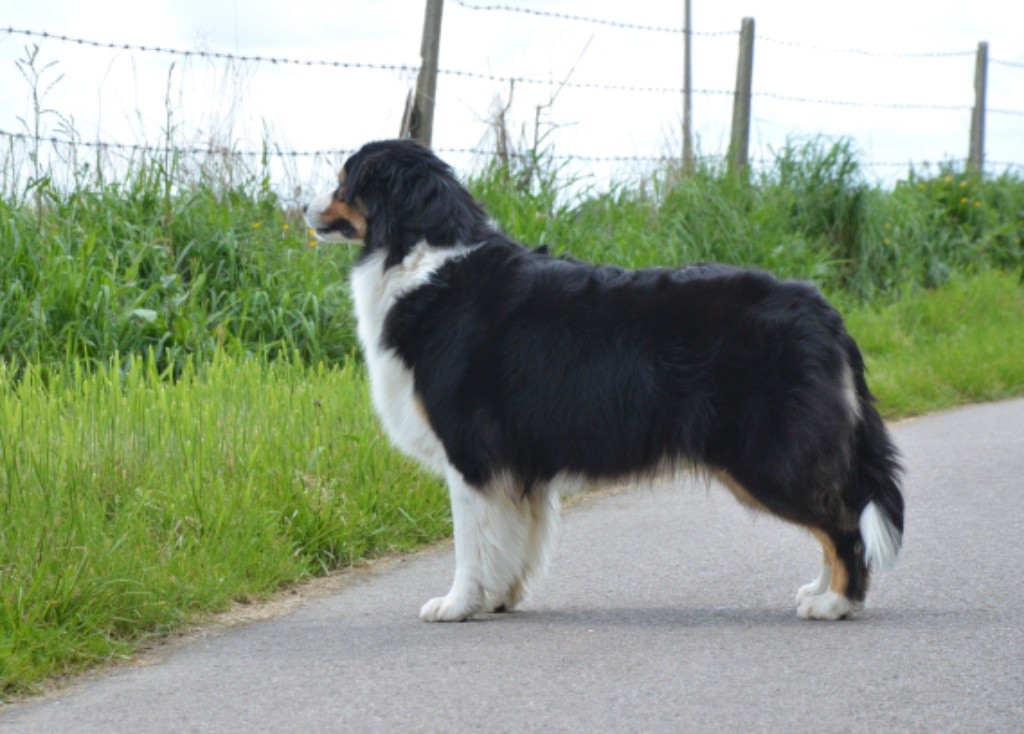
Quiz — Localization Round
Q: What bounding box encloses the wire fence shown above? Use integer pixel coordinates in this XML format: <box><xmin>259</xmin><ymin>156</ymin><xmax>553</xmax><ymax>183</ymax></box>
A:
<box><xmin>6</xmin><ymin>25</ymin><xmax>1021</xmax><ymax>112</ymax></box>
<box><xmin>1</xmin><ymin>3</ymin><xmax>1022</xmax><ymax>193</ymax></box>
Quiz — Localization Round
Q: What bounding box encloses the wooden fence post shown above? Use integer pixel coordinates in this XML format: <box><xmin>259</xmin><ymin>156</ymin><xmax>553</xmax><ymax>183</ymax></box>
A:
<box><xmin>682</xmin><ymin>0</ymin><xmax>694</xmax><ymax>171</ymax></box>
<box><xmin>729</xmin><ymin>17</ymin><xmax>755</xmax><ymax>174</ymax></box>
<box><xmin>404</xmin><ymin>0</ymin><xmax>445</xmax><ymax>147</ymax></box>
<box><xmin>968</xmin><ymin>41</ymin><xmax>988</xmax><ymax>174</ymax></box>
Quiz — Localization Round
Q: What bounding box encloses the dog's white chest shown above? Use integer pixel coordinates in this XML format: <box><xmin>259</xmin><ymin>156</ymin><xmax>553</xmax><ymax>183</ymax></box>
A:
<box><xmin>350</xmin><ymin>245</ymin><xmax>472</xmax><ymax>475</ymax></box>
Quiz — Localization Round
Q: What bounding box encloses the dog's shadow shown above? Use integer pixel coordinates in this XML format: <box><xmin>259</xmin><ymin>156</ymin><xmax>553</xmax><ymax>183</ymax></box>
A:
<box><xmin>471</xmin><ymin>605</ymin><xmax>977</xmax><ymax>630</ymax></box>
<box><xmin>477</xmin><ymin>605</ymin><xmax>800</xmax><ymax>629</ymax></box>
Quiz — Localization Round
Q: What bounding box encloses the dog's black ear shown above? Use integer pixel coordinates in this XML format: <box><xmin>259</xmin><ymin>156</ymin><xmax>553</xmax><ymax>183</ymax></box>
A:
<box><xmin>341</xmin><ymin>147</ymin><xmax>401</xmax><ymax>260</ymax></box>
<box><xmin>342</xmin><ymin>149</ymin><xmax>388</xmax><ymax>208</ymax></box>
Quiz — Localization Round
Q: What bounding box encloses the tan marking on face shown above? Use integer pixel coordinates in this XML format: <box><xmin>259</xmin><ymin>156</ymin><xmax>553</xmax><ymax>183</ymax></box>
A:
<box><xmin>320</xmin><ymin>197</ymin><xmax>367</xmax><ymax>240</ymax></box>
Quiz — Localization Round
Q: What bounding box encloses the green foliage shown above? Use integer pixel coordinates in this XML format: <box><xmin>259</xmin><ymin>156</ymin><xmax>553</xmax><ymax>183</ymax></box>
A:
<box><xmin>0</xmin><ymin>163</ymin><xmax>356</xmax><ymax>373</ymax></box>
<box><xmin>841</xmin><ymin>270</ymin><xmax>1024</xmax><ymax>416</ymax></box>
<box><xmin>470</xmin><ymin>137</ymin><xmax>1024</xmax><ymax>298</ymax></box>
<box><xmin>0</xmin><ymin>355</ymin><xmax>448</xmax><ymax>696</ymax></box>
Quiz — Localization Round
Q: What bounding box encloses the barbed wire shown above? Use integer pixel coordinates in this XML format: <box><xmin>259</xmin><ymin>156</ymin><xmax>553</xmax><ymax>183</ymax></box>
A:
<box><xmin>451</xmin><ymin>2</ymin><xmax>987</xmax><ymax>62</ymax></box>
<box><xmin>754</xmin><ymin>91</ymin><xmax>972</xmax><ymax>113</ymax></box>
<box><xmin>0</xmin><ymin>128</ymin><xmax>353</xmax><ymax>158</ymax></box>
<box><xmin>451</xmin><ymin>4</ymin><xmax>1024</xmax><ymax>73</ymax></box>
<box><xmin>6</xmin><ymin>26</ymin><xmax>1023</xmax><ymax>113</ymax></box>
<box><xmin>0</xmin><ymin>128</ymin><xmax>681</xmax><ymax>163</ymax></box>
<box><xmin>0</xmin><ymin>27</ymin><xmax>712</xmax><ymax>95</ymax></box>
<box><xmin>1</xmin><ymin>26</ymin><xmax>420</xmax><ymax>74</ymax></box>
<box><xmin>451</xmin><ymin>0</ymin><xmax>735</xmax><ymax>36</ymax></box>
<box><xmin>759</xmin><ymin>35</ymin><xmax>973</xmax><ymax>59</ymax></box>
<box><xmin>4</xmin><ymin>129</ymin><xmax>1019</xmax><ymax>170</ymax></box>
<box><xmin>756</xmin><ymin>92</ymin><xmax>1024</xmax><ymax>116</ymax></box>
<box><xmin>2</xmin><ymin>25</ymin><xmax>1021</xmax><ymax>169</ymax></box>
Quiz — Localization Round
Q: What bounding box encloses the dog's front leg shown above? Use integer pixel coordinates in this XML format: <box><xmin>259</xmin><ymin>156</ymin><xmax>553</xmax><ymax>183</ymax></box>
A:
<box><xmin>420</xmin><ymin>466</ymin><xmax>527</xmax><ymax>622</ymax></box>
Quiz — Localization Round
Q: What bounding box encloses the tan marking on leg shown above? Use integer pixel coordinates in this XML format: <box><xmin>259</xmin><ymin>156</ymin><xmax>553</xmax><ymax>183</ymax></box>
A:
<box><xmin>829</xmin><ymin>557</ymin><xmax>850</xmax><ymax>596</ymax></box>
<box><xmin>810</xmin><ymin>529</ymin><xmax>836</xmax><ymax>566</ymax></box>
<box><xmin>810</xmin><ymin>529</ymin><xmax>850</xmax><ymax>597</ymax></box>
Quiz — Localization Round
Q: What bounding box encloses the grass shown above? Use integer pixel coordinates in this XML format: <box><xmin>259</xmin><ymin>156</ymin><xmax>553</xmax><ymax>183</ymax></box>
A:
<box><xmin>1</xmin><ymin>132</ymin><xmax>1023</xmax><ymax>699</ymax></box>
<box><xmin>470</xmin><ymin>139</ymin><xmax>1023</xmax><ymax>298</ymax></box>
<box><xmin>0</xmin><ymin>168</ymin><xmax>357</xmax><ymax>372</ymax></box>
<box><xmin>0</xmin><ymin>355</ymin><xmax>448</xmax><ymax>697</ymax></box>
<box><xmin>842</xmin><ymin>270</ymin><xmax>1024</xmax><ymax>416</ymax></box>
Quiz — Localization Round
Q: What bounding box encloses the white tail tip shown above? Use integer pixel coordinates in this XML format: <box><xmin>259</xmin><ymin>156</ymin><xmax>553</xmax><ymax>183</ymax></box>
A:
<box><xmin>860</xmin><ymin>501</ymin><xmax>901</xmax><ymax>571</ymax></box>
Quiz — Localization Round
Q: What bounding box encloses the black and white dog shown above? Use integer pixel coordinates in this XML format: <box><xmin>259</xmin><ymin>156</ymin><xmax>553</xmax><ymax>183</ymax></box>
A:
<box><xmin>306</xmin><ymin>139</ymin><xmax>904</xmax><ymax>622</ymax></box>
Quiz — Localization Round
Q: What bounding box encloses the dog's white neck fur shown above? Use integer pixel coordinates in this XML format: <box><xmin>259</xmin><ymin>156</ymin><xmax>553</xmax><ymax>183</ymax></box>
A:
<box><xmin>350</xmin><ymin>240</ymin><xmax>478</xmax><ymax>473</ymax></box>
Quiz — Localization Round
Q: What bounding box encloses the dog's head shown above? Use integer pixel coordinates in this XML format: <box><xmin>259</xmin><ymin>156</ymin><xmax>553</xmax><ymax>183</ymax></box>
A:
<box><xmin>305</xmin><ymin>139</ymin><xmax>489</xmax><ymax>267</ymax></box>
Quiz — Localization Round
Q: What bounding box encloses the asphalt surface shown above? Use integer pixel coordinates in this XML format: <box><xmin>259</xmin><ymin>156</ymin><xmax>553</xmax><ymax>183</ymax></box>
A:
<box><xmin>4</xmin><ymin>399</ymin><xmax>1023</xmax><ymax>732</ymax></box>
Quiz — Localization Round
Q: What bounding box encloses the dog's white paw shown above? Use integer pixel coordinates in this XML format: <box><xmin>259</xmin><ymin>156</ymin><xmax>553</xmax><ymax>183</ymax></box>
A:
<box><xmin>796</xmin><ymin>590</ymin><xmax>861</xmax><ymax>620</ymax></box>
<box><xmin>419</xmin><ymin>593</ymin><xmax>480</xmax><ymax>622</ymax></box>
<box><xmin>795</xmin><ymin>577</ymin><xmax>829</xmax><ymax>605</ymax></box>
<box><xmin>795</xmin><ymin>563</ymin><xmax>832</xmax><ymax>605</ymax></box>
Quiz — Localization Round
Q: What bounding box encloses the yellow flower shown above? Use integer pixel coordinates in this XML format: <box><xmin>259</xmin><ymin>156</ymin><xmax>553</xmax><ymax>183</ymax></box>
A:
<box><xmin>283</xmin><ymin>223</ymin><xmax>291</xmax><ymax>232</ymax></box>
<box><xmin>973</xmin><ymin>200</ymin><xmax>981</xmax><ymax>207</ymax></box>
<box><xmin>943</xmin><ymin>175</ymin><xmax>953</xmax><ymax>184</ymax></box>
<box><xmin>960</xmin><ymin>197</ymin><xmax>968</xmax><ymax>204</ymax></box>
<box><xmin>251</xmin><ymin>222</ymin><xmax>261</xmax><ymax>229</ymax></box>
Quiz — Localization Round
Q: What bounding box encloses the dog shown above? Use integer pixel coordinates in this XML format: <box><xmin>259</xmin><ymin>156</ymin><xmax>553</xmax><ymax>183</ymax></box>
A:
<box><xmin>305</xmin><ymin>139</ymin><xmax>904</xmax><ymax>622</ymax></box>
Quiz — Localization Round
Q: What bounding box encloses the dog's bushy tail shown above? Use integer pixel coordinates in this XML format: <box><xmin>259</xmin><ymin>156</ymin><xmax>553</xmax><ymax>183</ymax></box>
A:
<box><xmin>846</xmin><ymin>342</ymin><xmax>905</xmax><ymax>571</ymax></box>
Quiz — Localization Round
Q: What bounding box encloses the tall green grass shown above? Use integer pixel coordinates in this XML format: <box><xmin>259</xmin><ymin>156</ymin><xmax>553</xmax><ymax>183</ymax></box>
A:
<box><xmin>0</xmin><ymin>164</ymin><xmax>356</xmax><ymax>372</ymax></box>
<box><xmin>842</xmin><ymin>270</ymin><xmax>1024</xmax><ymax>416</ymax></box>
<box><xmin>470</xmin><ymin>138</ymin><xmax>1024</xmax><ymax>298</ymax></box>
<box><xmin>0</xmin><ymin>355</ymin><xmax>448</xmax><ymax>695</ymax></box>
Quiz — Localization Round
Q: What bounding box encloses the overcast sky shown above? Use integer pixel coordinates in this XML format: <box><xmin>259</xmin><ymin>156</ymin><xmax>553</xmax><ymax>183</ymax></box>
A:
<box><xmin>1</xmin><ymin>0</ymin><xmax>1022</xmax><ymax>197</ymax></box>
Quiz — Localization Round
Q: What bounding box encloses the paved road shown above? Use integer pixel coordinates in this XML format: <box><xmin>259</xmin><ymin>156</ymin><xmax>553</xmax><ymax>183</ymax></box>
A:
<box><xmin>4</xmin><ymin>399</ymin><xmax>1023</xmax><ymax>732</ymax></box>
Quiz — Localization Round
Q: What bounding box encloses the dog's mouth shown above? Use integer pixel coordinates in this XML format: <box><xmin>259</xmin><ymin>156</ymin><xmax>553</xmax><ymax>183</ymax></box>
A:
<box><xmin>310</xmin><ymin>219</ymin><xmax>361</xmax><ymax>243</ymax></box>
<box><xmin>304</xmin><ymin>191</ymin><xmax>367</xmax><ymax>243</ymax></box>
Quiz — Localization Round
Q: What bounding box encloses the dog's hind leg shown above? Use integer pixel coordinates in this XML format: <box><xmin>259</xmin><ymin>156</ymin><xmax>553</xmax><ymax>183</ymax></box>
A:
<box><xmin>420</xmin><ymin>467</ymin><xmax>533</xmax><ymax>622</ymax></box>
<box><xmin>795</xmin><ymin>537</ymin><xmax>832</xmax><ymax>605</ymax></box>
<box><xmin>796</xmin><ymin>529</ymin><xmax>867</xmax><ymax>620</ymax></box>
<box><xmin>493</xmin><ymin>489</ymin><xmax>560</xmax><ymax>612</ymax></box>
<box><xmin>717</xmin><ymin>470</ymin><xmax>866</xmax><ymax>620</ymax></box>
